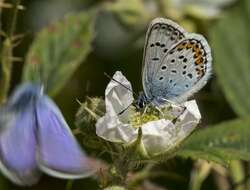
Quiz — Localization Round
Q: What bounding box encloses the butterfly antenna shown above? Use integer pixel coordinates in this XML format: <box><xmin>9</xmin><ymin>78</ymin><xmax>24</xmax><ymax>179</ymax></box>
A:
<box><xmin>118</xmin><ymin>103</ymin><xmax>133</xmax><ymax>115</ymax></box>
<box><xmin>104</xmin><ymin>72</ymin><xmax>138</xmax><ymax>97</ymax></box>
<box><xmin>104</xmin><ymin>72</ymin><xmax>138</xmax><ymax>115</ymax></box>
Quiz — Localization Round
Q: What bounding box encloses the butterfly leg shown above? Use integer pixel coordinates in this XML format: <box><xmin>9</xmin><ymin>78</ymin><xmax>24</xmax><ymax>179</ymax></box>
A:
<box><xmin>161</xmin><ymin>98</ymin><xmax>186</xmax><ymax>110</ymax></box>
<box><xmin>155</xmin><ymin>105</ymin><xmax>165</xmax><ymax>117</ymax></box>
<box><xmin>142</xmin><ymin>104</ymin><xmax>149</xmax><ymax>116</ymax></box>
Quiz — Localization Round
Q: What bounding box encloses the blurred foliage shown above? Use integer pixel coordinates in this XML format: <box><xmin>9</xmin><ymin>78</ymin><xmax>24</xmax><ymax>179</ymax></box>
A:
<box><xmin>170</xmin><ymin>0</ymin><xmax>237</xmax><ymax>19</ymax></box>
<box><xmin>22</xmin><ymin>10</ymin><xmax>96</xmax><ymax>96</ymax></box>
<box><xmin>210</xmin><ymin>0</ymin><xmax>250</xmax><ymax>117</ymax></box>
<box><xmin>104</xmin><ymin>0</ymin><xmax>153</xmax><ymax>29</ymax></box>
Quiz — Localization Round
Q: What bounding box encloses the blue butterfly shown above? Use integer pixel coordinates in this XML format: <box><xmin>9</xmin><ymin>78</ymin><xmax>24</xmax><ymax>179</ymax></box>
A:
<box><xmin>136</xmin><ymin>18</ymin><xmax>212</xmax><ymax>108</ymax></box>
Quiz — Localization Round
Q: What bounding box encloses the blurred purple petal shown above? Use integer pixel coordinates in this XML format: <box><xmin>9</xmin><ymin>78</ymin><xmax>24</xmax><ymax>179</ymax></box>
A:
<box><xmin>0</xmin><ymin>84</ymin><xmax>41</xmax><ymax>186</ymax></box>
<box><xmin>36</xmin><ymin>96</ymin><xmax>94</xmax><ymax>179</ymax></box>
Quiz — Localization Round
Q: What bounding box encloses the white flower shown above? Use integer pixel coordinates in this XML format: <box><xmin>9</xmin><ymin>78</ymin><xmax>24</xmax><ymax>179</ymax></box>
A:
<box><xmin>96</xmin><ymin>71</ymin><xmax>201</xmax><ymax>158</ymax></box>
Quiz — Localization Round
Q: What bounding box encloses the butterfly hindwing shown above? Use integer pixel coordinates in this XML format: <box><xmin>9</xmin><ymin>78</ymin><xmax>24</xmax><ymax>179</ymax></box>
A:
<box><xmin>142</xmin><ymin>18</ymin><xmax>186</xmax><ymax>101</ymax></box>
<box><xmin>150</xmin><ymin>33</ymin><xmax>212</xmax><ymax>103</ymax></box>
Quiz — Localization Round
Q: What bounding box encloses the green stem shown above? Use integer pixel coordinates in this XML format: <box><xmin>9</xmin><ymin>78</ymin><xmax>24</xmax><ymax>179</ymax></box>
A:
<box><xmin>65</xmin><ymin>180</ymin><xmax>74</xmax><ymax>190</ymax></box>
<box><xmin>189</xmin><ymin>160</ymin><xmax>211</xmax><ymax>190</ymax></box>
<box><xmin>127</xmin><ymin>170</ymin><xmax>185</xmax><ymax>189</ymax></box>
<box><xmin>0</xmin><ymin>0</ymin><xmax>21</xmax><ymax>104</ymax></box>
<box><xmin>0</xmin><ymin>39</ymin><xmax>12</xmax><ymax>104</ymax></box>
<box><xmin>229</xmin><ymin>160</ymin><xmax>245</xmax><ymax>190</ymax></box>
<box><xmin>8</xmin><ymin>0</ymin><xmax>21</xmax><ymax>37</ymax></box>
<box><xmin>0</xmin><ymin>0</ymin><xmax>4</xmax><ymax>31</ymax></box>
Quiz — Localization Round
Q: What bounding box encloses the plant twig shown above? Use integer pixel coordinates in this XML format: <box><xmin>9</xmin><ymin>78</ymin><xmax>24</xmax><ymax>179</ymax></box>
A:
<box><xmin>0</xmin><ymin>38</ymin><xmax>12</xmax><ymax>104</ymax></box>
<box><xmin>9</xmin><ymin>0</ymin><xmax>21</xmax><ymax>37</ymax></box>
<box><xmin>127</xmin><ymin>169</ymin><xmax>186</xmax><ymax>189</ymax></box>
<box><xmin>65</xmin><ymin>180</ymin><xmax>74</xmax><ymax>190</ymax></box>
<box><xmin>0</xmin><ymin>2</ymin><xmax>25</xmax><ymax>10</ymax></box>
<box><xmin>0</xmin><ymin>0</ymin><xmax>22</xmax><ymax>104</ymax></box>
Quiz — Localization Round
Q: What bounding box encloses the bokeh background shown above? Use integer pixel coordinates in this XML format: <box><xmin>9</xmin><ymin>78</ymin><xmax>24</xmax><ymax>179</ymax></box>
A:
<box><xmin>0</xmin><ymin>0</ymin><xmax>249</xmax><ymax>189</ymax></box>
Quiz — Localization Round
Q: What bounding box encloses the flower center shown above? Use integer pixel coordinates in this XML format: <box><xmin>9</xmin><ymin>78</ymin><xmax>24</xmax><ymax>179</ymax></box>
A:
<box><xmin>128</xmin><ymin>105</ymin><xmax>174</xmax><ymax>128</ymax></box>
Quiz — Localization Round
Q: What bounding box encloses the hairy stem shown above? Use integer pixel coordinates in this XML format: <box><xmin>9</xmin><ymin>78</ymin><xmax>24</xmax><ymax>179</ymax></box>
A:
<box><xmin>0</xmin><ymin>39</ymin><xmax>12</xmax><ymax>104</ymax></box>
<box><xmin>0</xmin><ymin>0</ymin><xmax>21</xmax><ymax>104</ymax></box>
<box><xmin>8</xmin><ymin>0</ymin><xmax>21</xmax><ymax>37</ymax></box>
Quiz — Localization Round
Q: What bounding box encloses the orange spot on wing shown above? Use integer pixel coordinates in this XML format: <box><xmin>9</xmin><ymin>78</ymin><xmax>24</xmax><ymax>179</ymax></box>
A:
<box><xmin>186</xmin><ymin>43</ymin><xmax>193</xmax><ymax>49</ymax></box>
<box><xmin>176</xmin><ymin>43</ymin><xmax>186</xmax><ymax>51</ymax></box>
<box><xmin>193</xmin><ymin>45</ymin><xmax>199</xmax><ymax>52</ymax></box>
<box><xmin>195</xmin><ymin>57</ymin><xmax>204</xmax><ymax>65</ymax></box>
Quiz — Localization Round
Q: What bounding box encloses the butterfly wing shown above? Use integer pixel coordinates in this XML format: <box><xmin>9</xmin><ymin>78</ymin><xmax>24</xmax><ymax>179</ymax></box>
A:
<box><xmin>150</xmin><ymin>33</ymin><xmax>212</xmax><ymax>103</ymax></box>
<box><xmin>142</xmin><ymin>18</ymin><xmax>186</xmax><ymax>100</ymax></box>
<box><xmin>36</xmin><ymin>96</ymin><xmax>94</xmax><ymax>179</ymax></box>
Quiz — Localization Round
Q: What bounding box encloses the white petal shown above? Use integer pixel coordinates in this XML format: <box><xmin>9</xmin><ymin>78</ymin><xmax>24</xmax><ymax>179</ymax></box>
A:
<box><xmin>96</xmin><ymin>71</ymin><xmax>136</xmax><ymax>143</ymax></box>
<box><xmin>141</xmin><ymin>119</ymin><xmax>176</xmax><ymax>156</ymax></box>
<box><xmin>96</xmin><ymin>116</ymin><xmax>138</xmax><ymax>143</ymax></box>
<box><xmin>184</xmin><ymin>100</ymin><xmax>201</xmax><ymax>119</ymax></box>
<box><xmin>105</xmin><ymin>71</ymin><xmax>134</xmax><ymax>116</ymax></box>
<box><xmin>141</xmin><ymin>100</ymin><xmax>201</xmax><ymax>156</ymax></box>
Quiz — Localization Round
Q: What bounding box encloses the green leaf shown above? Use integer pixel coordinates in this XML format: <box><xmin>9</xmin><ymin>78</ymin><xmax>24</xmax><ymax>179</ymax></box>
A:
<box><xmin>23</xmin><ymin>11</ymin><xmax>96</xmax><ymax>96</ymax></box>
<box><xmin>210</xmin><ymin>0</ymin><xmax>250</xmax><ymax>116</ymax></box>
<box><xmin>177</xmin><ymin>117</ymin><xmax>250</xmax><ymax>165</ymax></box>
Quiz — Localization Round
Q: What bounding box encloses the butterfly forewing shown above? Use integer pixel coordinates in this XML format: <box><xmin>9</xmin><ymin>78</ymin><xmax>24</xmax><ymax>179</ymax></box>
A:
<box><xmin>142</xmin><ymin>18</ymin><xmax>186</xmax><ymax>101</ymax></box>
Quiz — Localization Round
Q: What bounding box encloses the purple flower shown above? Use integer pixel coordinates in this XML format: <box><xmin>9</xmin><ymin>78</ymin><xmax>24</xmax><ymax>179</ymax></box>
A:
<box><xmin>0</xmin><ymin>83</ymin><xmax>94</xmax><ymax>186</ymax></box>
